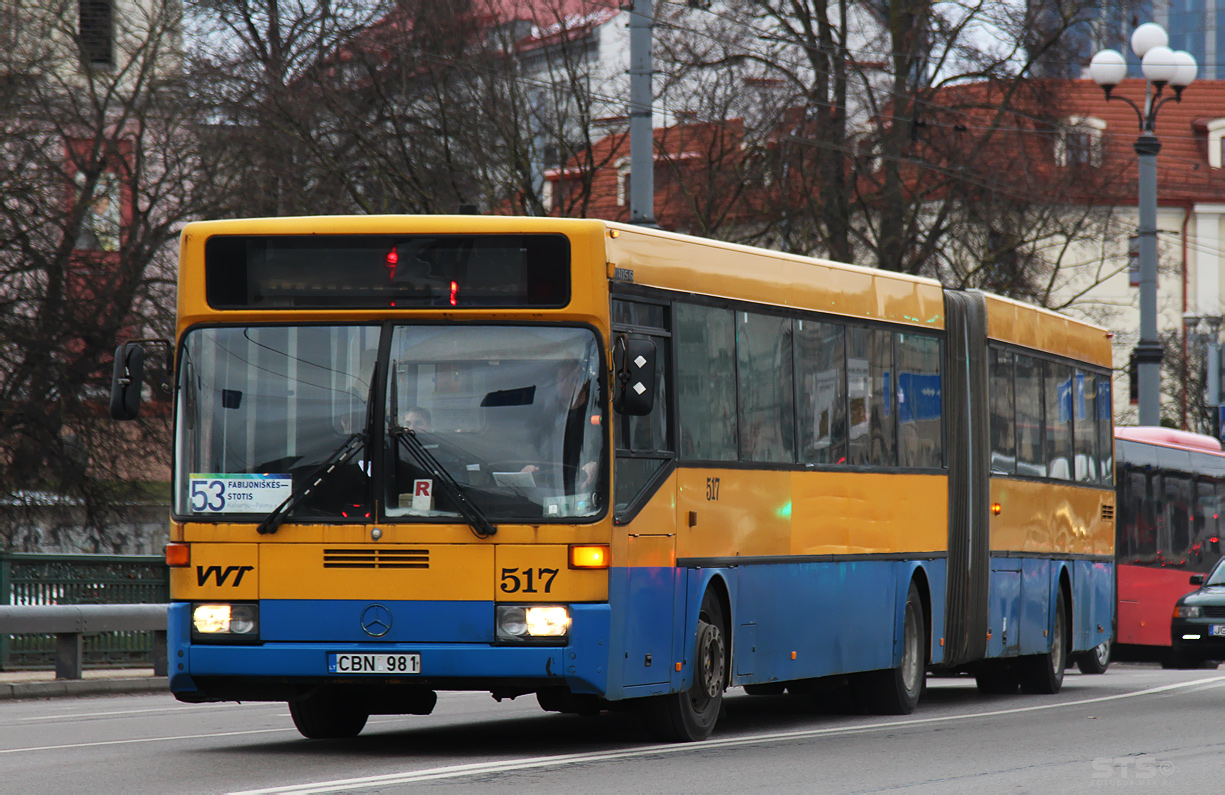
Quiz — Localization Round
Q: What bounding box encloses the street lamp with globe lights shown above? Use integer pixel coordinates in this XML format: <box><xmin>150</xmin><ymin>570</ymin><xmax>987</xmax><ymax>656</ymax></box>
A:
<box><xmin>1090</xmin><ymin>23</ymin><xmax>1197</xmax><ymax>427</ymax></box>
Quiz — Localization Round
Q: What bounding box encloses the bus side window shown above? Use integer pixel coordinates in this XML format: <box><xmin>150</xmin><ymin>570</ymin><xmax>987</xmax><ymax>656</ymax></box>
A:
<box><xmin>1165</xmin><ymin>475</ymin><xmax>1193</xmax><ymax>567</ymax></box>
<box><xmin>795</xmin><ymin>319</ymin><xmax>847</xmax><ymax>466</ymax></box>
<box><xmin>675</xmin><ymin>303</ymin><xmax>737</xmax><ymax>461</ymax></box>
<box><xmin>989</xmin><ymin>347</ymin><xmax>1016</xmax><ymax>474</ymax></box>
<box><xmin>737</xmin><ymin>311</ymin><xmax>795</xmax><ymax>464</ymax></box>
<box><xmin>897</xmin><ymin>332</ymin><xmax>942</xmax><ymax>469</ymax></box>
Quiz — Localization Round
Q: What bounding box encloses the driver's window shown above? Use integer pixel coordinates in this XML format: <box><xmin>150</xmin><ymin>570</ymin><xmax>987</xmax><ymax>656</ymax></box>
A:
<box><xmin>612</xmin><ymin>299</ymin><xmax>673</xmax><ymax>519</ymax></box>
<box><xmin>382</xmin><ymin>325</ymin><xmax>605</xmax><ymax>522</ymax></box>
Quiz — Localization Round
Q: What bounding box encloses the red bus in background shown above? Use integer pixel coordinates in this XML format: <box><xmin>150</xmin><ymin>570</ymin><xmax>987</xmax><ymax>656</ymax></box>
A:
<box><xmin>1114</xmin><ymin>426</ymin><xmax>1225</xmax><ymax>666</ymax></box>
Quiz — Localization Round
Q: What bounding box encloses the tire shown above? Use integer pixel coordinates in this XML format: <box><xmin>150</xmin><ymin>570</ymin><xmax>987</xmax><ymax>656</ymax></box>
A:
<box><xmin>1019</xmin><ymin>588</ymin><xmax>1068</xmax><ymax>694</ymax></box>
<box><xmin>974</xmin><ymin>664</ymin><xmax>1019</xmax><ymax>695</ymax></box>
<box><xmin>1162</xmin><ymin>644</ymin><xmax>1203</xmax><ymax>670</ymax></box>
<box><xmin>289</xmin><ymin>690</ymin><xmax>369</xmax><ymax>739</ymax></box>
<box><xmin>858</xmin><ymin>581</ymin><xmax>926</xmax><ymax>715</ymax></box>
<box><xmin>645</xmin><ymin>588</ymin><xmax>728</xmax><ymax>742</ymax></box>
<box><xmin>1077</xmin><ymin>639</ymin><xmax>1111</xmax><ymax>675</ymax></box>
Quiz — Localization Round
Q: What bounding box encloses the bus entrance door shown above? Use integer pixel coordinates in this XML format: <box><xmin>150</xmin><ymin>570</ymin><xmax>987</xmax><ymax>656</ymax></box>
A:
<box><xmin>621</xmin><ymin>533</ymin><xmax>677</xmax><ymax>688</ymax></box>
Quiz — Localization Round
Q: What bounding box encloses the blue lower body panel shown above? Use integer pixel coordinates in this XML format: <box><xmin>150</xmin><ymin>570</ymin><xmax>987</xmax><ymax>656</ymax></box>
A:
<box><xmin>984</xmin><ymin>557</ymin><xmax>1114</xmax><ymax>660</ymax></box>
<box><xmin>169</xmin><ymin>601</ymin><xmax>611</xmax><ymax>700</ymax></box>
<box><xmin>602</xmin><ymin>558</ymin><xmax>947</xmax><ymax>697</ymax></box>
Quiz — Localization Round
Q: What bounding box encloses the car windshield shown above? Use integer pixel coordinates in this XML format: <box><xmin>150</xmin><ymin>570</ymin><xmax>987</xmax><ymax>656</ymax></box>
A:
<box><xmin>1206</xmin><ymin>560</ymin><xmax>1225</xmax><ymax>586</ymax></box>
<box><xmin>173</xmin><ymin>324</ymin><xmax>605</xmax><ymax>523</ymax></box>
<box><xmin>385</xmin><ymin>325</ymin><xmax>604</xmax><ymax>521</ymax></box>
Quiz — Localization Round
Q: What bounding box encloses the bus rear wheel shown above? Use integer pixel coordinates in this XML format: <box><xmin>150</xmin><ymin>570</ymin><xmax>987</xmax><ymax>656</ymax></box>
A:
<box><xmin>289</xmin><ymin>689</ymin><xmax>369</xmax><ymax>739</ymax></box>
<box><xmin>1019</xmin><ymin>589</ymin><xmax>1067</xmax><ymax>694</ymax></box>
<box><xmin>974</xmin><ymin>664</ymin><xmax>1019</xmax><ymax>695</ymax></box>
<box><xmin>1076</xmin><ymin>639</ymin><xmax>1111</xmax><ymax>675</ymax></box>
<box><xmin>645</xmin><ymin>589</ymin><xmax>727</xmax><ymax>742</ymax></box>
<box><xmin>857</xmin><ymin>581</ymin><xmax>926</xmax><ymax>714</ymax></box>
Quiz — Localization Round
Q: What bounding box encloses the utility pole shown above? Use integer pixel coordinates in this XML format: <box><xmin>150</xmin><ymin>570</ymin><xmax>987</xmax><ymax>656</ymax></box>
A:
<box><xmin>628</xmin><ymin>0</ymin><xmax>654</xmax><ymax>225</ymax></box>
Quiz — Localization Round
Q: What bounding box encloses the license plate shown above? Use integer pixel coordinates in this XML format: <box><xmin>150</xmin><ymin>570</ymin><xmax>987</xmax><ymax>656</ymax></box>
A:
<box><xmin>1210</xmin><ymin>626</ymin><xmax>1225</xmax><ymax>637</ymax></box>
<box><xmin>328</xmin><ymin>653</ymin><xmax>420</xmax><ymax>674</ymax></box>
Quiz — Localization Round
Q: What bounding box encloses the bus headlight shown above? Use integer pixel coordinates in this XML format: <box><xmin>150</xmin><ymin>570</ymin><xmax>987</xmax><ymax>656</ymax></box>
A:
<box><xmin>1176</xmin><ymin>605</ymin><xmax>1202</xmax><ymax>619</ymax></box>
<box><xmin>192</xmin><ymin>603</ymin><xmax>259</xmax><ymax>641</ymax></box>
<box><xmin>496</xmin><ymin>605</ymin><xmax>570</xmax><ymax>643</ymax></box>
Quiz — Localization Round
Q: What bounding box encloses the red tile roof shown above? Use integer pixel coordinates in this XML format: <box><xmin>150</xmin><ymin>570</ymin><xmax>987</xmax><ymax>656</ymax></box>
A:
<box><xmin>547</xmin><ymin>78</ymin><xmax>1225</xmax><ymax>229</ymax></box>
<box><xmin>913</xmin><ymin>78</ymin><xmax>1225</xmax><ymax>207</ymax></box>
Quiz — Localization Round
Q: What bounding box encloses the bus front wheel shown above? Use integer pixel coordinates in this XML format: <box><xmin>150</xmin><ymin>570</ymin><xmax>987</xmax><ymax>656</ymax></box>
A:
<box><xmin>289</xmin><ymin>689</ymin><xmax>369</xmax><ymax>739</ymax></box>
<box><xmin>645</xmin><ymin>589</ymin><xmax>727</xmax><ymax>742</ymax></box>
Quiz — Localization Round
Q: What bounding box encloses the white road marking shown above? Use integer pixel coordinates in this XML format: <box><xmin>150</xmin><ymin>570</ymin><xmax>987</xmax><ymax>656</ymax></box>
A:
<box><xmin>229</xmin><ymin>675</ymin><xmax>1225</xmax><ymax>794</ymax></box>
<box><xmin>14</xmin><ymin>703</ymin><xmax>273</xmax><ymax>722</ymax></box>
<box><xmin>3</xmin><ymin>675</ymin><xmax>1222</xmax><ymax>778</ymax></box>
<box><xmin>0</xmin><ymin>727</ymin><xmax>294</xmax><ymax>754</ymax></box>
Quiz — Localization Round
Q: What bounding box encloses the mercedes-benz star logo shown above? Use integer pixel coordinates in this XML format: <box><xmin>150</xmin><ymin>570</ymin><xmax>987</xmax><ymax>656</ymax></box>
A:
<box><xmin>360</xmin><ymin>604</ymin><xmax>392</xmax><ymax>638</ymax></box>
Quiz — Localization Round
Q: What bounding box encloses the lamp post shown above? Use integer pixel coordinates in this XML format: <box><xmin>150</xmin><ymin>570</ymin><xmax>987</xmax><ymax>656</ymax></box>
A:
<box><xmin>1090</xmin><ymin>24</ymin><xmax>1197</xmax><ymax>427</ymax></box>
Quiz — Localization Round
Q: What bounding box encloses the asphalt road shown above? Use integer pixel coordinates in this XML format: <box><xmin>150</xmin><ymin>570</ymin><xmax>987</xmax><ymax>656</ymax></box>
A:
<box><xmin>2</xmin><ymin>664</ymin><xmax>1223</xmax><ymax>793</ymax></box>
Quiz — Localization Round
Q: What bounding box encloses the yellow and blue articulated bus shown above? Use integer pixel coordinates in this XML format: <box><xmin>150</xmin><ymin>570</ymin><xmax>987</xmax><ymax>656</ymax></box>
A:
<box><xmin>111</xmin><ymin>216</ymin><xmax>1115</xmax><ymax>741</ymax></box>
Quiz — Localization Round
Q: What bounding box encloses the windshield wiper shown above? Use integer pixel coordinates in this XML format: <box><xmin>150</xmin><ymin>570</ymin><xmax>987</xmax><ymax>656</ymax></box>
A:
<box><xmin>256</xmin><ymin>432</ymin><xmax>366</xmax><ymax>536</ymax></box>
<box><xmin>390</xmin><ymin>425</ymin><xmax>497</xmax><ymax>539</ymax></box>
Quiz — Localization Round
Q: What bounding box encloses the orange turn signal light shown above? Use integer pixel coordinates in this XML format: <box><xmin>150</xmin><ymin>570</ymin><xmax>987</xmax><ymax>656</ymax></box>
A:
<box><xmin>991</xmin><ymin>502</ymin><xmax>1002</xmax><ymax>516</ymax></box>
<box><xmin>165</xmin><ymin>542</ymin><xmax>190</xmax><ymax>567</ymax></box>
<box><xmin>569</xmin><ymin>544</ymin><xmax>610</xmax><ymax>569</ymax></box>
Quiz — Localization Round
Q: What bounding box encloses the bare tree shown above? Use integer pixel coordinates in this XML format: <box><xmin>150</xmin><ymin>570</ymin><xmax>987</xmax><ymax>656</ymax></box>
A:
<box><xmin>186</xmin><ymin>0</ymin><xmax>624</xmax><ymax>218</ymax></box>
<box><xmin>652</xmin><ymin>0</ymin><xmax>1134</xmax><ymax>308</ymax></box>
<box><xmin>0</xmin><ymin>0</ymin><xmax>204</xmax><ymax>547</ymax></box>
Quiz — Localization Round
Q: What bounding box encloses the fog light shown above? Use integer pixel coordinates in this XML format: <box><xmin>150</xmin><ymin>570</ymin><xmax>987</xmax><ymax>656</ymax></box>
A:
<box><xmin>497</xmin><ymin>606</ymin><xmax>528</xmax><ymax>639</ymax></box>
<box><xmin>496</xmin><ymin>604</ymin><xmax>570</xmax><ymax>642</ymax></box>
<box><xmin>192</xmin><ymin>603</ymin><xmax>259</xmax><ymax>638</ymax></box>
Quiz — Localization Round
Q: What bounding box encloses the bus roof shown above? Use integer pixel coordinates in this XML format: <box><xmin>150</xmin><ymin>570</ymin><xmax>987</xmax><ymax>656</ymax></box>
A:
<box><xmin>1115</xmin><ymin>426</ymin><xmax>1224</xmax><ymax>454</ymax></box>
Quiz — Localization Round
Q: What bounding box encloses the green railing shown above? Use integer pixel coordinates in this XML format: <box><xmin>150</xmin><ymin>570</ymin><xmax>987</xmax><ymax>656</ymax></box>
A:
<box><xmin>0</xmin><ymin>552</ymin><xmax>169</xmax><ymax>670</ymax></box>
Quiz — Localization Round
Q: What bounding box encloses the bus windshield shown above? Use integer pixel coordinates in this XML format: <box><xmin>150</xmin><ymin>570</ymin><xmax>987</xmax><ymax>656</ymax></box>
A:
<box><xmin>174</xmin><ymin>324</ymin><xmax>605</xmax><ymax>522</ymax></box>
<box><xmin>385</xmin><ymin>325</ymin><xmax>604</xmax><ymax>521</ymax></box>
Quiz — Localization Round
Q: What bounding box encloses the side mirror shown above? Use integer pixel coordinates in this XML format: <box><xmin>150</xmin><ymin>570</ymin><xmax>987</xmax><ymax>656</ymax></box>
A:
<box><xmin>110</xmin><ymin>343</ymin><xmax>146</xmax><ymax>420</ymax></box>
<box><xmin>613</xmin><ymin>335</ymin><xmax>656</xmax><ymax>416</ymax></box>
<box><xmin>1191</xmin><ymin>574</ymin><xmax>1205</xmax><ymax>586</ymax></box>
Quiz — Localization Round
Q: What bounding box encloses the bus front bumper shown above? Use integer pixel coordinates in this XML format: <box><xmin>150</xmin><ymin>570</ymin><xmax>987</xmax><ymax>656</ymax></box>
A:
<box><xmin>167</xmin><ymin>601</ymin><xmax>610</xmax><ymax>701</ymax></box>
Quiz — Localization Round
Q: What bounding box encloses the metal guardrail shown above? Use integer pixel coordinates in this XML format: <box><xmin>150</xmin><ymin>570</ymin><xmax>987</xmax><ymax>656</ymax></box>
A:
<box><xmin>0</xmin><ymin>552</ymin><xmax>169</xmax><ymax>671</ymax></box>
<box><xmin>0</xmin><ymin>604</ymin><xmax>169</xmax><ymax>679</ymax></box>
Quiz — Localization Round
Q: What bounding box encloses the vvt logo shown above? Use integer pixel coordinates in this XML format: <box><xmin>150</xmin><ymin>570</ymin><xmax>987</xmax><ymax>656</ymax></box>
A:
<box><xmin>196</xmin><ymin>565</ymin><xmax>255</xmax><ymax>587</ymax></box>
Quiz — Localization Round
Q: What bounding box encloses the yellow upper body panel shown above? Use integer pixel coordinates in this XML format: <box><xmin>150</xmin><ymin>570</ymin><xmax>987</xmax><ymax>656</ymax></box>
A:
<box><xmin>989</xmin><ymin>477</ymin><xmax>1114</xmax><ymax>557</ymax></box>
<box><xmin>178</xmin><ymin>216</ymin><xmax>947</xmax><ymax>337</ymax></box>
<box><xmin>670</xmin><ymin>469</ymin><xmax>948</xmax><ymax>559</ymax></box>
<box><xmin>982</xmin><ymin>292</ymin><xmax>1112</xmax><ymax>368</ymax></box>
<box><xmin>175</xmin><ymin>215</ymin><xmax>612</xmax><ymax>338</ymax></box>
<box><xmin>603</xmin><ymin>223</ymin><xmax>946</xmax><ymax>330</ymax></box>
